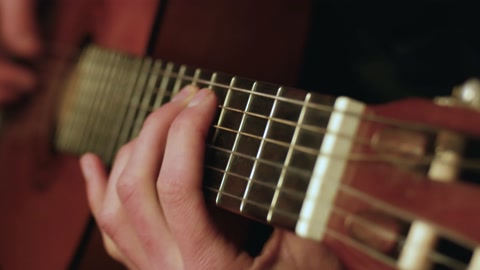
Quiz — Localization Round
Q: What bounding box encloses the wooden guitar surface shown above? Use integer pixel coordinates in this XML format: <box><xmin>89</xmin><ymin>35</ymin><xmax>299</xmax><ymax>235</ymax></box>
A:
<box><xmin>0</xmin><ymin>1</ymin><xmax>311</xmax><ymax>269</ymax></box>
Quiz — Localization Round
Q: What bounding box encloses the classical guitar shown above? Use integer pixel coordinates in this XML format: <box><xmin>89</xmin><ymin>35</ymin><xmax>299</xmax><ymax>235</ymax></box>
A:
<box><xmin>52</xmin><ymin>43</ymin><xmax>480</xmax><ymax>270</ymax></box>
<box><xmin>1</xmin><ymin>1</ymin><xmax>480</xmax><ymax>270</ymax></box>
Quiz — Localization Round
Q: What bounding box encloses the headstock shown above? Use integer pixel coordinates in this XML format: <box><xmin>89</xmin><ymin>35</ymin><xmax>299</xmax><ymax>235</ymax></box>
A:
<box><xmin>325</xmin><ymin>80</ymin><xmax>480</xmax><ymax>270</ymax></box>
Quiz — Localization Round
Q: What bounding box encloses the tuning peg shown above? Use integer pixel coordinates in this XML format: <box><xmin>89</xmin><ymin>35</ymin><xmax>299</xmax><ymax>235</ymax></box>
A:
<box><xmin>436</xmin><ymin>78</ymin><xmax>480</xmax><ymax>110</ymax></box>
<box><xmin>453</xmin><ymin>78</ymin><xmax>480</xmax><ymax>107</ymax></box>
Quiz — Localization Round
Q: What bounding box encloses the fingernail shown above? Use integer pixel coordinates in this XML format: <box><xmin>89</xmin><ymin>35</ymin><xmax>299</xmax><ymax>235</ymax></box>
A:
<box><xmin>171</xmin><ymin>85</ymin><xmax>198</xmax><ymax>102</ymax></box>
<box><xmin>188</xmin><ymin>89</ymin><xmax>213</xmax><ymax>107</ymax></box>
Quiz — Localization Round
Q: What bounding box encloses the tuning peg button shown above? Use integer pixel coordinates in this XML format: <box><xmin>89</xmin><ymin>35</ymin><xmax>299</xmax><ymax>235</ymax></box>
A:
<box><xmin>453</xmin><ymin>78</ymin><xmax>480</xmax><ymax>107</ymax></box>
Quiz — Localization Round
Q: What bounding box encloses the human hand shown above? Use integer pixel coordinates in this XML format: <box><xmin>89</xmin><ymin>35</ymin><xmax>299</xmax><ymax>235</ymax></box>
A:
<box><xmin>80</xmin><ymin>85</ymin><xmax>342</xmax><ymax>269</ymax></box>
<box><xmin>0</xmin><ymin>0</ymin><xmax>40</xmax><ymax>105</ymax></box>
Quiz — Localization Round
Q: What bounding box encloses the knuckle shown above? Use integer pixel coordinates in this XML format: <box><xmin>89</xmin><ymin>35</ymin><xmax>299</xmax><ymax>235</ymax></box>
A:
<box><xmin>116</xmin><ymin>172</ymin><xmax>142</xmax><ymax>205</ymax></box>
<box><xmin>97</xmin><ymin>210</ymin><xmax>118</xmax><ymax>238</ymax></box>
<box><xmin>156</xmin><ymin>174</ymin><xmax>184</xmax><ymax>205</ymax></box>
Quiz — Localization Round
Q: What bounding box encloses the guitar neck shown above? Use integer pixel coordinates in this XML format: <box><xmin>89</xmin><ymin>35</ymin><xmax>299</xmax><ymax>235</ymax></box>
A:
<box><xmin>55</xmin><ymin>45</ymin><xmax>365</xmax><ymax>238</ymax></box>
<box><xmin>53</xmin><ymin>45</ymin><xmax>480</xmax><ymax>269</ymax></box>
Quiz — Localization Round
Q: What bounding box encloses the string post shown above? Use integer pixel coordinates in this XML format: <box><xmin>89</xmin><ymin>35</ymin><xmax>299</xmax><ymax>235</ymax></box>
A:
<box><xmin>398</xmin><ymin>79</ymin><xmax>480</xmax><ymax>270</ymax></box>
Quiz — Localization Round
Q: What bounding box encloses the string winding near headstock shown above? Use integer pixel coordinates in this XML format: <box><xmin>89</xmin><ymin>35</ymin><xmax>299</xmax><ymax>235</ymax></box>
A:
<box><xmin>326</xmin><ymin>80</ymin><xmax>480</xmax><ymax>270</ymax></box>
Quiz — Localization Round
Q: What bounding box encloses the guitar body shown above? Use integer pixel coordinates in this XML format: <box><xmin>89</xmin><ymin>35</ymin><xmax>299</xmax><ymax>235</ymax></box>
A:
<box><xmin>0</xmin><ymin>1</ymin><xmax>311</xmax><ymax>269</ymax></box>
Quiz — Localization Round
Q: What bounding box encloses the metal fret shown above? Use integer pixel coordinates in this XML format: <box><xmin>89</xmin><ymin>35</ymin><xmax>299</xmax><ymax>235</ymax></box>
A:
<box><xmin>86</xmin><ymin>52</ymin><xmax>122</xmax><ymax>160</ymax></box>
<box><xmin>55</xmin><ymin>45</ymin><xmax>345</xmax><ymax>235</ymax></box>
<box><xmin>131</xmin><ymin>60</ymin><xmax>163</xmax><ymax>138</ymax></box>
<box><xmin>240</xmin><ymin>83</ymin><xmax>282</xmax><ymax>221</ymax></box>
<box><xmin>92</xmin><ymin>53</ymin><xmax>125</xmax><ymax>160</ymax></box>
<box><xmin>77</xmin><ymin>48</ymin><xmax>109</xmax><ymax>153</ymax></box>
<box><xmin>172</xmin><ymin>64</ymin><xmax>187</xmax><ymax>97</ymax></box>
<box><xmin>214</xmin><ymin>77</ymin><xmax>253</xmax><ymax>209</ymax></box>
<box><xmin>153</xmin><ymin>62</ymin><xmax>174</xmax><ymax>107</ymax></box>
<box><xmin>55</xmin><ymin>47</ymin><xmax>91</xmax><ymax>152</ymax></box>
<box><xmin>116</xmin><ymin>57</ymin><xmax>153</xmax><ymax>148</ymax></box>
<box><xmin>104</xmin><ymin>54</ymin><xmax>143</xmax><ymax>163</ymax></box>
<box><xmin>268</xmin><ymin>92</ymin><xmax>311</xmax><ymax>224</ymax></box>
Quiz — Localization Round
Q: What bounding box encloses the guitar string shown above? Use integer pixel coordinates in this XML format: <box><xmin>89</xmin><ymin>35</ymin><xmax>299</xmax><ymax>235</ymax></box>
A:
<box><xmin>55</xmin><ymin>46</ymin><xmax>476</xmax><ymax>258</ymax></box>
<box><xmin>59</xmin><ymin>70</ymin><xmax>480</xmax><ymax>173</ymax></box>
<box><xmin>59</xmin><ymin>57</ymin><xmax>480</xmax><ymax>268</ymax></box>
<box><xmin>62</xmin><ymin>45</ymin><xmax>480</xmax><ymax>137</ymax></box>
<box><xmin>61</xmin><ymin>82</ymin><xmax>480</xmax><ymax>174</ymax></box>
<box><xmin>53</xmin><ymin>46</ymin><xmax>476</xmax><ymax>268</ymax></box>
<box><xmin>59</xmin><ymin>107</ymin><xmax>480</xmax><ymax>183</ymax></box>
<box><xmin>59</xmin><ymin>48</ymin><xmax>480</xmax><ymax>238</ymax></box>
<box><xmin>56</xmin><ymin>47</ymin><xmax>480</xmax><ymax>179</ymax></box>
<box><xmin>63</xmin><ymin>48</ymin><xmax>480</xmax><ymax>172</ymax></box>
<box><xmin>204</xmin><ymin>186</ymin><xmax>469</xmax><ymax>270</ymax></box>
<box><xmin>205</xmin><ymin>158</ymin><xmax>478</xmax><ymax>250</ymax></box>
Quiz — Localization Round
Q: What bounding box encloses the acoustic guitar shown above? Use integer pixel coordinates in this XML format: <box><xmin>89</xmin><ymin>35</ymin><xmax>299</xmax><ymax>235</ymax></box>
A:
<box><xmin>1</xmin><ymin>1</ymin><xmax>479</xmax><ymax>270</ymax></box>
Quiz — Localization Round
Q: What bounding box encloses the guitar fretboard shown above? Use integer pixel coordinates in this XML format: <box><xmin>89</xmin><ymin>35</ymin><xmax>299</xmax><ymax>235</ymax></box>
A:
<box><xmin>55</xmin><ymin>45</ymin><xmax>339</xmax><ymax>231</ymax></box>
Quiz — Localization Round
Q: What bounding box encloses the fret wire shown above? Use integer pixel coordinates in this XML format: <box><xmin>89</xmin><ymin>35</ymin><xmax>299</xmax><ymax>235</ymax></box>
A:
<box><xmin>209</xmin><ymin>125</ymin><xmax>480</xmax><ymax>172</ymax></box>
<box><xmin>205</xmin><ymin>186</ymin><xmax>469</xmax><ymax>269</ymax></box>
<box><xmin>157</xmin><ymin>70</ymin><xmax>453</xmax><ymax>135</ymax></box>
<box><xmin>207</xmin><ymin>127</ymin><xmax>385</xmax><ymax>177</ymax></box>
<box><xmin>55</xmin><ymin>47</ymin><xmax>89</xmax><ymax>152</ymax></box>
<box><xmin>128</xmin><ymin>58</ymin><xmax>155</xmax><ymax>140</ymax></box>
<box><xmin>60</xmin><ymin>64</ymin><xmax>480</xmax><ymax>173</ymax></box>
<box><xmin>213</xmin><ymin>124</ymin><xmax>321</xmax><ymax>157</ymax></box>
<box><xmin>103</xmin><ymin>55</ymin><xmax>139</xmax><ymax>162</ymax></box>
<box><xmin>172</xmin><ymin>64</ymin><xmax>187</xmax><ymax>96</ymax></box>
<box><xmin>144</xmin><ymin>103</ymin><xmax>332</xmax><ymax>140</ymax></box>
<box><xmin>118</xmin><ymin>94</ymin><xmax>470</xmax><ymax>172</ymax></box>
<box><xmin>94</xmin><ymin>53</ymin><xmax>125</xmax><ymax>160</ymax></box>
<box><xmin>237</xmin><ymin>82</ymin><xmax>260</xmax><ymax>212</ymax></box>
<box><xmin>60</xmin><ymin>92</ymin><xmax>480</xmax><ymax>173</ymax></box>
<box><xmin>207</xmin><ymin>144</ymin><xmax>311</xmax><ymax>178</ymax></box>
<box><xmin>60</xmin><ymin>45</ymin><xmax>480</xmax><ymax>136</ymax></box>
<box><xmin>143</xmin><ymin>100</ymin><xmax>480</xmax><ymax>172</ymax></box>
<box><xmin>207</xmin><ymin>142</ymin><xmax>480</xmax><ymax>212</ymax></box>
<box><xmin>89</xmin><ymin>52</ymin><xmax>123</xmax><ymax>160</ymax></box>
<box><xmin>153</xmin><ymin>62</ymin><xmax>174</xmax><ymax>108</ymax></box>
<box><xmin>71</xmin><ymin>53</ymin><xmax>440</xmax><ymax>135</ymax></box>
<box><xmin>62</xmin><ymin>47</ymin><xmax>94</xmax><ymax>152</ymax></box>
<box><xmin>216</xmin><ymin>77</ymin><xmax>254</xmax><ymax>205</ymax></box>
<box><xmin>64</xmin><ymin>58</ymin><xmax>480</xmax><ymax>161</ymax></box>
<box><xmin>241</xmin><ymin>85</ymin><xmax>283</xmax><ymax>213</ymax></box>
<box><xmin>205</xmin><ymin>186</ymin><xmax>299</xmax><ymax>220</ymax></box>
<box><xmin>161</xmin><ymin>70</ymin><xmax>331</xmax><ymax>111</ymax></box>
<box><xmin>131</xmin><ymin>60</ymin><xmax>163</xmax><ymax>138</ymax></box>
<box><xmin>268</xmin><ymin>93</ymin><xmax>310</xmax><ymax>221</ymax></box>
<box><xmin>105</xmin><ymin>56</ymin><xmax>144</xmax><ymax>162</ymax></box>
<box><xmin>191</xmin><ymin>68</ymin><xmax>201</xmax><ymax>86</ymax></box>
<box><xmin>31</xmin><ymin>44</ymin><xmax>454</xmax><ymax>140</ymax></box>
<box><xmin>217</xmin><ymin>104</ymin><xmax>330</xmax><ymax>134</ymax></box>
<box><xmin>213</xmin><ymin>76</ymin><xmax>236</xmax><ymax>204</ymax></box>
<box><xmin>206</xmin><ymin>165</ymin><xmax>305</xmax><ymax>199</ymax></box>
<box><xmin>79</xmin><ymin>48</ymin><xmax>113</xmax><ymax>152</ymax></box>
<box><xmin>208</xmin><ymin>152</ymin><xmax>475</xmax><ymax>251</ymax></box>
<box><xmin>54</xmin><ymin>45</ymin><xmax>474</xmax><ymax>268</ymax></box>
<box><xmin>115</xmin><ymin>58</ymin><xmax>153</xmax><ymax>149</ymax></box>
<box><xmin>117</xmin><ymin>96</ymin><xmax>480</xmax><ymax>172</ymax></box>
